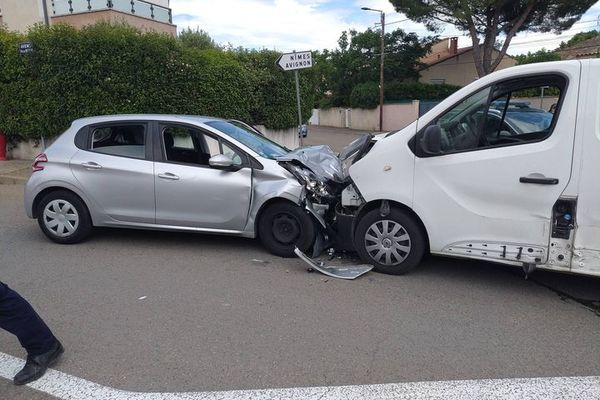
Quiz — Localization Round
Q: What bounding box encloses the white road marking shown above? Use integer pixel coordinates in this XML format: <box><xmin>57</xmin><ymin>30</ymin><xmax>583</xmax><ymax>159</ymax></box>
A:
<box><xmin>1</xmin><ymin>352</ymin><xmax>600</xmax><ymax>399</ymax></box>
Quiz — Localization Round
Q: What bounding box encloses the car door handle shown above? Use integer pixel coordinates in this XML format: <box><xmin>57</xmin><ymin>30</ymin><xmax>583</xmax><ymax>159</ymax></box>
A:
<box><xmin>81</xmin><ymin>162</ymin><xmax>102</xmax><ymax>170</ymax></box>
<box><xmin>158</xmin><ymin>172</ymin><xmax>180</xmax><ymax>181</ymax></box>
<box><xmin>519</xmin><ymin>176</ymin><xmax>559</xmax><ymax>185</ymax></box>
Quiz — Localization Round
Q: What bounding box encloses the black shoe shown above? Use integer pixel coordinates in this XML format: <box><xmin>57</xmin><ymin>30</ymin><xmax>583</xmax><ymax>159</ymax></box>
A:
<box><xmin>13</xmin><ymin>340</ymin><xmax>64</xmax><ymax>386</ymax></box>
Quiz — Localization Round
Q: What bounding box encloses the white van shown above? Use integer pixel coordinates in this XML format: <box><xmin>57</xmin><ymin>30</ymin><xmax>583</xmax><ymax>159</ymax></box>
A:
<box><xmin>295</xmin><ymin>60</ymin><xmax>600</xmax><ymax>278</ymax></box>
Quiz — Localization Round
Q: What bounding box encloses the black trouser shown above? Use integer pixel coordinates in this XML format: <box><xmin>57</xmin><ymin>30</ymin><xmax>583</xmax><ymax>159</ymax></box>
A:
<box><xmin>0</xmin><ymin>281</ymin><xmax>57</xmax><ymax>356</ymax></box>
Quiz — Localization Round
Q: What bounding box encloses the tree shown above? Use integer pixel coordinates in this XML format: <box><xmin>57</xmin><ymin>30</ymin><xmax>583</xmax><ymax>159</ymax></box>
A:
<box><xmin>390</xmin><ymin>0</ymin><xmax>597</xmax><ymax>77</ymax></box>
<box><xmin>178</xmin><ymin>27</ymin><xmax>217</xmax><ymax>50</ymax></box>
<box><xmin>558</xmin><ymin>30</ymin><xmax>600</xmax><ymax>49</ymax></box>
<box><xmin>515</xmin><ymin>48</ymin><xmax>560</xmax><ymax>64</ymax></box>
<box><xmin>325</xmin><ymin>28</ymin><xmax>435</xmax><ymax>106</ymax></box>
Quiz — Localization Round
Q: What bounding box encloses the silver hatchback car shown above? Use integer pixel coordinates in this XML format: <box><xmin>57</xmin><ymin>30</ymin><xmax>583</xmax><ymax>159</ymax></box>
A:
<box><xmin>24</xmin><ymin>115</ymin><xmax>325</xmax><ymax>256</ymax></box>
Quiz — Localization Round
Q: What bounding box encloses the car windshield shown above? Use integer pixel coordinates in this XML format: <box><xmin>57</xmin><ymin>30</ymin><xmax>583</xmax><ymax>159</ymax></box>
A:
<box><xmin>206</xmin><ymin>120</ymin><xmax>289</xmax><ymax>159</ymax></box>
<box><xmin>505</xmin><ymin>109</ymin><xmax>553</xmax><ymax>134</ymax></box>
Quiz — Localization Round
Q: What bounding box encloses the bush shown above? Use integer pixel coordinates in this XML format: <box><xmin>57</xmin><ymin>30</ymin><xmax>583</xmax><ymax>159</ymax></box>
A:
<box><xmin>233</xmin><ymin>49</ymin><xmax>316</xmax><ymax>130</ymax></box>
<box><xmin>0</xmin><ymin>23</ymin><xmax>314</xmax><ymax>139</ymax></box>
<box><xmin>346</xmin><ymin>80</ymin><xmax>461</xmax><ymax>109</ymax></box>
<box><xmin>385</xmin><ymin>81</ymin><xmax>461</xmax><ymax>102</ymax></box>
<box><xmin>350</xmin><ymin>82</ymin><xmax>379</xmax><ymax>109</ymax></box>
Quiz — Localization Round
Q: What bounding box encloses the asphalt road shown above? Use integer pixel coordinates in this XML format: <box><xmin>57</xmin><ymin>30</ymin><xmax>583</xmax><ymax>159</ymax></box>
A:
<box><xmin>1</xmin><ymin>182</ymin><xmax>599</xmax><ymax>399</ymax></box>
<box><xmin>1</xmin><ymin>126</ymin><xmax>599</xmax><ymax>398</ymax></box>
<box><xmin>304</xmin><ymin>126</ymin><xmax>368</xmax><ymax>152</ymax></box>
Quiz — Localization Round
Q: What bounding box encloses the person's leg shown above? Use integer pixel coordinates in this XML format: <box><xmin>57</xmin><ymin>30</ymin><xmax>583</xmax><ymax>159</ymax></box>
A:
<box><xmin>0</xmin><ymin>281</ymin><xmax>57</xmax><ymax>355</ymax></box>
<box><xmin>0</xmin><ymin>281</ymin><xmax>63</xmax><ymax>385</ymax></box>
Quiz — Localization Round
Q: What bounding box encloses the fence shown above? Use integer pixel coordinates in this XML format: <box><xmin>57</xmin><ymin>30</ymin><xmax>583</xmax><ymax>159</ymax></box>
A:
<box><xmin>51</xmin><ymin>0</ymin><xmax>172</xmax><ymax>24</ymax></box>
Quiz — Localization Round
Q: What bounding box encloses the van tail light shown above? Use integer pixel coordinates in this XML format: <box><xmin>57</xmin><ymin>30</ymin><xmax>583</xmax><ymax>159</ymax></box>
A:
<box><xmin>32</xmin><ymin>153</ymin><xmax>48</xmax><ymax>172</ymax></box>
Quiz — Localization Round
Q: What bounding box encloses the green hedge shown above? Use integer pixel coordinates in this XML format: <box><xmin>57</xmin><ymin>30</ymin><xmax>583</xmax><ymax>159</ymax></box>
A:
<box><xmin>0</xmin><ymin>23</ymin><xmax>314</xmax><ymax>140</ymax></box>
<box><xmin>347</xmin><ymin>80</ymin><xmax>461</xmax><ymax>109</ymax></box>
<box><xmin>385</xmin><ymin>81</ymin><xmax>461</xmax><ymax>102</ymax></box>
<box><xmin>350</xmin><ymin>82</ymin><xmax>379</xmax><ymax>109</ymax></box>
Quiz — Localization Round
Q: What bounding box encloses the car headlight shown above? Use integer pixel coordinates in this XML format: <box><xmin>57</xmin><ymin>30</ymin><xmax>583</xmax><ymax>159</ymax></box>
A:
<box><xmin>289</xmin><ymin>166</ymin><xmax>331</xmax><ymax>198</ymax></box>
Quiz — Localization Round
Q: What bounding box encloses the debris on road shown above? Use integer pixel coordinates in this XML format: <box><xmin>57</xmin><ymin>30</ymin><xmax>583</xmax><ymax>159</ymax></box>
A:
<box><xmin>294</xmin><ymin>247</ymin><xmax>373</xmax><ymax>280</ymax></box>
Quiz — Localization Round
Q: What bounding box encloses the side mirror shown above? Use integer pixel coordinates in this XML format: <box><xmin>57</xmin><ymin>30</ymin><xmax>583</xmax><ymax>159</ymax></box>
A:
<box><xmin>421</xmin><ymin>125</ymin><xmax>442</xmax><ymax>155</ymax></box>
<box><xmin>209</xmin><ymin>154</ymin><xmax>234</xmax><ymax>170</ymax></box>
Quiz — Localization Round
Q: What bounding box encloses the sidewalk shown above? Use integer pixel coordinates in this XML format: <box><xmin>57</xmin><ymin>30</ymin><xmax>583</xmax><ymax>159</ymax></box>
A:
<box><xmin>0</xmin><ymin>160</ymin><xmax>32</xmax><ymax>185</ymax></box>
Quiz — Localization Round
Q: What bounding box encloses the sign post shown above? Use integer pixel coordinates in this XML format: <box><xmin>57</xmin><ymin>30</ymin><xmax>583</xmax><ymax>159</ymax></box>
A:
<box><xmin>276</xmin><ymin>50</ymin><xmax>313</xmax><ymax>146</ymax></box>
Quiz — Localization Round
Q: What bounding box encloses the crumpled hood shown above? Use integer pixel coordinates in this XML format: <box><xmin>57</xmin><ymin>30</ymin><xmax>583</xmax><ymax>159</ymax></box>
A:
<box><xmin>277</xmin><ymin>145</ymin><xmax>345</xmax><ymax>183</ymax></box>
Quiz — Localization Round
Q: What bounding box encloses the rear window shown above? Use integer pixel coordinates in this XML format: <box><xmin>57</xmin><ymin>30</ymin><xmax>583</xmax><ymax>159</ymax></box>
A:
<box><xmin>90</xmin><ymin>125</ymin><xmax>146</xmax><ymax>159</ymax></box>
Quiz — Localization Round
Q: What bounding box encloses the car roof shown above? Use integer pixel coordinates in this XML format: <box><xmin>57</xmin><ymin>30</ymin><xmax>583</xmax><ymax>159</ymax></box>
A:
<box><xmin>72</xmin><ymin>114</ymin><xmax>227</xmax><ymax>126</ymax></box>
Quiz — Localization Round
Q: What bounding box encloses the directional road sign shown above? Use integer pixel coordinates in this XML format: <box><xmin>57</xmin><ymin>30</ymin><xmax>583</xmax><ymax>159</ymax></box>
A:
<box><xmin>19</xmin><ymin>42</ymin><xmax>33</xmax><ymax>55</ymax></box>
<box><xmin>276</xmin><ymin>51</ymin><xmax>313</xmax><ymax>71</ymax></box>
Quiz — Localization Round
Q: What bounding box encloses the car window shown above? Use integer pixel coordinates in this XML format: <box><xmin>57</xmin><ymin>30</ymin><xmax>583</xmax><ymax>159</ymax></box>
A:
<box><xmin>206</xmin><ymin>120</ymin><xmax>288</xmax><ymax>159</ymax></box>
<box><xmin>419</xmin><ymin>75</ymin><xmax>565</xmax><ymax>156</ymax></box>
<box><xmin>436</xmin><ymin>87</ymin><xmax>491</xmax><ymax>152</ymax></box>
<box><xmin>164</xmin><ymin>126</ymin><xmax>195</xmax><ymax>150</ymax></box>
<box><xmin>161</xmin><ymin>124</ymin><xmax>245</xmax><ymax>167</ymax></box>
<box><xmin>203</xmin><ymin>135</ymin><xmax>221</xmax><ymax>158</ymax></box>
<box><xmin>484</xmin><ymin>85</ymin><xmax>559</xmax><ymax>142</ymax></box>
<box><xmin>222</xmin><ymin>142</ymin><xmax>243</xmax><ymax>166</ymax></box>
<box><xmin>91</xmin><ymin>125</ymin><xmax>146</xmax><ymax>159</ymax></box>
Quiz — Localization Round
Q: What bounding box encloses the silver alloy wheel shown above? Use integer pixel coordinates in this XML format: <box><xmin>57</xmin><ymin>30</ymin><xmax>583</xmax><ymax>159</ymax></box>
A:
<box><xmin>364</xmin><ymin>220</ymin><xmax>411</xmax><ymax>266</ymax></box>
<box><xmin>43</xmin><ymin>199</ymin><xmax>79</xmax><ymax>238</ymax></box>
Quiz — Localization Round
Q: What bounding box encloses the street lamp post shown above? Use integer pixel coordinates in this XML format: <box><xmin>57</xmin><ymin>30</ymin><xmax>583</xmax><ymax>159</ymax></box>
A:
<box><xmin>361</xmin><ymin>7</ymin><xmax>385</xmax><ymax>132</ymax></box>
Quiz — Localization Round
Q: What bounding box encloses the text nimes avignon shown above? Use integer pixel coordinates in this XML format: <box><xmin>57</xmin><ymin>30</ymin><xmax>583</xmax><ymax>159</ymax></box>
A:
<box><xmin>283</xmin><ymin>52</ymin><xmax>312</xmax><ymax>69</ymax></box>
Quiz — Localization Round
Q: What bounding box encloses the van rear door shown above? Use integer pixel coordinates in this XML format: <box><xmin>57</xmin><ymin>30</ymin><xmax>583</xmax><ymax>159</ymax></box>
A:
<box><xmin>571</xmin><ymin>61</ymin><xmax>600</xmax><ymax>276</ymax></box>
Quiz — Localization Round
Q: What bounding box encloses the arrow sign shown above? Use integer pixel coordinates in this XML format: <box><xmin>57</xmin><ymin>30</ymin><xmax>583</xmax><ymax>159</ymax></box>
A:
<box><xmin>276</xmin><ymin>51</ymin><xmax>313</xmax><ymax>71</ymax></box>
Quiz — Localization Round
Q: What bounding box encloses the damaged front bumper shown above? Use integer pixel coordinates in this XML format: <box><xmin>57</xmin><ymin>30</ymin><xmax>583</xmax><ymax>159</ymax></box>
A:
<box><xmin>277</xmin><ymin>136</ymin><xmax>376</xmax><ymax>279</ymax></box>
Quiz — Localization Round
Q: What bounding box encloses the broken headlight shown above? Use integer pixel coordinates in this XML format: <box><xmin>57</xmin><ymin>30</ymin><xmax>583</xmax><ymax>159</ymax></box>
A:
<box><xmin>288</xmin><ymin>165</ymin><xmax>332</xmax><ymax>198</ymax></box>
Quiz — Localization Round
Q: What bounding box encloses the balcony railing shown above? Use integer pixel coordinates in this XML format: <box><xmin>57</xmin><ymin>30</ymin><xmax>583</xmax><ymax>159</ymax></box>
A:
<box><xmin>51</xmin><ymin>0</ymin><xmax>173</xmax><ymax>24</ymax></box>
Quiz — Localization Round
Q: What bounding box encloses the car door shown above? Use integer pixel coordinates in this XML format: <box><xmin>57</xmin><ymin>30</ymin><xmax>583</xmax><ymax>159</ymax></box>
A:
<box><xmin>153</xmin><ymin>122</ymin><xmax>252</xmax><ymax>231</ymax></box>
<box><xmin>70</xmin><ymin>121</ymin><xmax>155</xmax><ymax>223</ymax></box>
<box><xmin>412</xmin><ymin>67</ymin><xmax>580</xmax><ymax>264</ymax></box>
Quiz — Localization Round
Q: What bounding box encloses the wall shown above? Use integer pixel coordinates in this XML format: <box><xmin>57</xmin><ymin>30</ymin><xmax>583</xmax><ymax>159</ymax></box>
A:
<box><xmin>7</xmin><ymin>137</ymin><xmax>54</xmax><ymax>160</ymax></box>
<box><xmin>51</xmin><ymin>10</ymin><xmax>176</xmax><ymax>36</ymax></box>
<box><xmin>0</xmin><ymin>0</ymin><xmax>48</xmax><ymax>32</ymax></box>
<box><xmin>315</xmin><ymin>102</ymin><xmax>420</xmax><ymax>132</ymax></box>
<box><xmin>254</xmin><ymin>126</ymin><xmax>299</xmax><ymax>149</ymax></box>
<box><xmin>420</xmin><ymin>50</ymin><xmax>516</xmax><ymax>87</ymax></box>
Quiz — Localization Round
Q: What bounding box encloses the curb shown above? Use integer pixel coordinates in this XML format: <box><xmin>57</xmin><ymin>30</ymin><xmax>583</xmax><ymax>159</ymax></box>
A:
<box><xmin>0</xmin><ymin>173</ymin><xmax>28</xmax><ymax>185</ymax></box>
<box><xmin>0</xmin><ymin>175</ymin><xmax>27</xmax><ymax>185</ymax></box>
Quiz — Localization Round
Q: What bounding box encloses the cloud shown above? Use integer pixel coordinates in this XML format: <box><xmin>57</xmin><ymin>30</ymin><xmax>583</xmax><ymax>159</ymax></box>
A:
<box><xmin>171</xmin><ymin>0</ymin><xmax>368</xmax><ymax>51</ymax></box>
<box><xmin>170</xmin><ymin>0</ymin><xmax>600</xmax><ymax>55</ymax></box>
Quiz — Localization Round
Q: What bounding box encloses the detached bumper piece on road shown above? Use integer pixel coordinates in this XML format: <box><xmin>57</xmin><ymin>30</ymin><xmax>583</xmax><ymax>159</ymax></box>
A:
<box><xmin>294</xmin><ymin>248</ymin><xmax>373</xmax><ymax>280</ymax></box>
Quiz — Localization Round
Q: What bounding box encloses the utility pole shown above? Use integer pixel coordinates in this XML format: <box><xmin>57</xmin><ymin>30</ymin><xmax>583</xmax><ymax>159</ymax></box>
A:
<box><xmin>41</xmin><ymin>0</ymin><xmax>50</xmax><ymax>26</ymax></box>
<box><xmin>361</xmin><ymin>7</ymin><xmax>385</xmax><ymax>132</ymax></box>
<box><xmin>379</xmin><ymin>11</ymin><xmax>385</xmax><ymax>132</ymax></box>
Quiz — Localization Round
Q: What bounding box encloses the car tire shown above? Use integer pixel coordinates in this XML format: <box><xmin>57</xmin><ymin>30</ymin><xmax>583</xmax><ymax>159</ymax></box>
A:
<box><xmin>37</xmin><ymin>190</ymin><xmax>92</xmax><ymax>244</ymax></box>
<box><xmin>355</xmin><ymin>207</ymin><xmax>425</xmax><ymax>275</ymax></box>
<box><xmin>258</xmin><ymin>202</ymin><xmax>316</xmax><ymax>257</ymax></box>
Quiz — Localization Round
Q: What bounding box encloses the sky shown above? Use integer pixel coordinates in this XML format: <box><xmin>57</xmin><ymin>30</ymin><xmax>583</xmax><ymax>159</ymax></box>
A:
<box><xmin>171</xmin><ymin>0</ymin><xmax>600</xmax><ymax>55</ymax></box>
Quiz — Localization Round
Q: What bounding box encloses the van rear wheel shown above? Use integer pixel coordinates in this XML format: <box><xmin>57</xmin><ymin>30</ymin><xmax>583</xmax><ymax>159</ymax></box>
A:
<box><xmin>355</xmin><ymin>208</ymin><xmax>425</xmax><ymax>275</ymax></box>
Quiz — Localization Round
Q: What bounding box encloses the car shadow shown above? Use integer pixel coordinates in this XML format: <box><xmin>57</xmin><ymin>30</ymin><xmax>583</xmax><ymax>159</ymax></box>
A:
<box><xmin>415</xmin><ymin>254</ymin><xmax>600</xmax><ymax>314</ymax></box>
